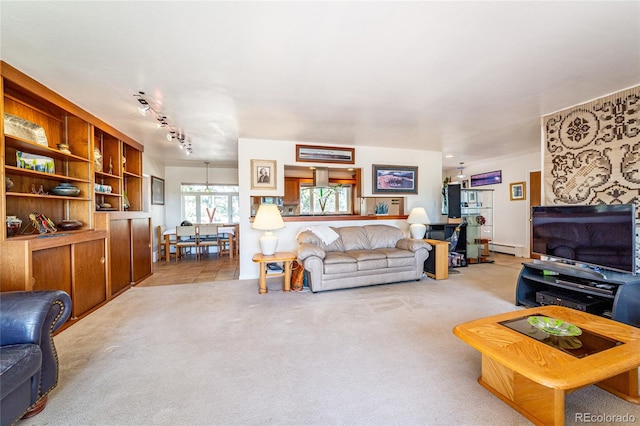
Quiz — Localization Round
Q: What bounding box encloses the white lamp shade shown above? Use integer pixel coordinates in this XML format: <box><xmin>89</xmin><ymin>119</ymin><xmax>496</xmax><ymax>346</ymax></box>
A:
<box><xmin>407</xmin><ymin>207</ymin><xmax>431</xmax><ymax>224</ymax></box>
<box><xmin>252</xmin><ymin>204</ymin><xmax>285</xmax><ymax>231</ymax></box>
<box><xmin>407</xmin><ymin>207</ymin><xmax>431</xmax><ymax>239</ymax></box>
<box><xmin>252</xmin><ymin>204</ymin><xmax>285</xmax><ymax>255</ymax></box>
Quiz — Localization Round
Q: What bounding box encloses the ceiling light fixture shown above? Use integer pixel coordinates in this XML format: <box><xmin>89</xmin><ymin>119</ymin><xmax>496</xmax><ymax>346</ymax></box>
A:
<box><xmin>133</xmin><ymin>91</ymin><xmax>193</xmax><ymax>155</ymax></box>
<box><xmin>204</xmin><ymin>161</ymin><xmax>211</xmax><ymax>191</ymax></box>
<box><xmin>456</xmin><ymin>162</ymin><xmax>465</xmax><ymax>179</ymax></box>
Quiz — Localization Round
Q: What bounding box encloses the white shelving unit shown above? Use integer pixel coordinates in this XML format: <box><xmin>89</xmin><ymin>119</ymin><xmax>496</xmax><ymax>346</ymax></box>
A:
<box><xmin>461</xmin><ymin>188</ymin><xmax>494</xmax><ymax>264</ymax></box>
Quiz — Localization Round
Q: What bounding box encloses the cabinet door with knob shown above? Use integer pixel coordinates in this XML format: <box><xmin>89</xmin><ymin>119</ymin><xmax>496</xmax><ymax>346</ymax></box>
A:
<box><xmin>131</xmin><ymin>217</ymin><xmax>152</xmax><ymax>283</ymax></box>
<box><xmin>71</xmin><ymin>238</ymin><xmax>107</xmax><ymax>317</ymax></box>
<box><xmin>28</xmin><ymin>232</ymin><xmax>107</xmax><ymax>319</ymax></box>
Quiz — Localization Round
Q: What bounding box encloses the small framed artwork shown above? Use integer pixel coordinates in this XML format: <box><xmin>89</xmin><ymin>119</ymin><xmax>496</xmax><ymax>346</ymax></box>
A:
<box><xmin>296</xmin><ymin>144</ymin><xmax>355</xmax><ymax>164</ymax></box>
<box><xmin>510</xmin><ymin>181</ymin><xmax>526</xmax><ymax>201</ymax></box>
<box><xmin>468</xmin><ymin>191</ymin><xmax>476</xmax><ymax>203</ymax></box>
<box><xmin>251</xmin><ymin>159</ymin><xmax>277</xmax><ymax>190</ymax></box>
<box><xmin>372</xmin><ymin>164</ymin><xmax>418</xmax><ymax>194</ymax></box>
<box><xmin>151</xmin><ymin>176</ymin><xmax>165</xmax><ymax>205</ymax></box>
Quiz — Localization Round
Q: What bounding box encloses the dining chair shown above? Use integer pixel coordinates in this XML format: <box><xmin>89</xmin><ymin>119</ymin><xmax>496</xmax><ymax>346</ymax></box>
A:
<box><xmin>176</xmin><ymin>225</ymin><xmax>199</xmax><ymax>261</ymax></box>
<box><xmin>197</xmin><ymin>224</ymin><xmax>220</xmax><ymax>257</ymax></box>
<box><xmin>156</xmin><ymin>225</ymin><xmax>165</xmax><ymax>261</ymax></box>
<box><xmin>157</xmin><ymin>226</ymin><xmax>177</xmax><ymax>262</ymax></box>
<box><xmin>216</xmin><ymin>226</ymin><xmax>231</xmax><ymax>257</ymax></box>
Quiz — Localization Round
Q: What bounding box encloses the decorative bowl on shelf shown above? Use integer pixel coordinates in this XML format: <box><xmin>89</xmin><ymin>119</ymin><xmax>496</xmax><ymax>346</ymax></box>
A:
<box><xmin>527</xmin><ymin>316</ymin><xmax>582</xmax><ymax>337</ymax></box>
<box><xmin>50</xmin><ymin>183</ymin><xmax>80</xmax><ymax>197</ymax></box>
<box><xmin>57</xmin><ymin>219</ymin><xmax>83</xmax><ymax>231</ymax></box>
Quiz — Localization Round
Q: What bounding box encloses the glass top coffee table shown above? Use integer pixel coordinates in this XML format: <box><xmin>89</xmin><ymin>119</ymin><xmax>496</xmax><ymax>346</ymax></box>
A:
<box><xmin>453</xmin><ymin>306</ymin><xmax>640</xmax><ymax>426</ymax></box>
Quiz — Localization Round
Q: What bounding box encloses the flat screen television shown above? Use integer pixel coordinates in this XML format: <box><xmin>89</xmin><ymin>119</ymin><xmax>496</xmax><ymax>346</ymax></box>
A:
<box><xmin>531</xmin><ymin>204</ymin><xmax>637</xmax><ymax>275</ymax></box>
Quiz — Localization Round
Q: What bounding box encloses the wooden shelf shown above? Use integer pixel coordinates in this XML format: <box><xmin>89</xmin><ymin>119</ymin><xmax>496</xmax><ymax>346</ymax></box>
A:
<box><xmin>1</xmin><ymin>60</ymin><xmax>150</xmax><ymax>320</ymax></box>
<box><xmin>5</xmin><ymin>135</ymin><xmax>90</xmax><ymax>162</ymax></box>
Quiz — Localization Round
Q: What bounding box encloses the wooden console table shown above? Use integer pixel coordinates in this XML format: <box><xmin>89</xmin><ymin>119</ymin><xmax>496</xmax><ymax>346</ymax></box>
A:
<box><xmin>424</xmin><ymin>239</ymin><xmax>449</xmax><ymax>280</ymax></box>
<box><xmin>252</xmin><ymin>252</ymin><xmax>297</xmax><ymax>294</ymax></box>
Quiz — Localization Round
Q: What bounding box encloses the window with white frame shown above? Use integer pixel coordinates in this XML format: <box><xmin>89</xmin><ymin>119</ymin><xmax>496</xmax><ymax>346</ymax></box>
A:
<box><xmin>181</xmin><ymin>184</ymin><xmax>239</xmax><ymax>224</ymax></box>
<box><xmin>299</xmin><ymin>184</ymin><xmax>352</xmax><ymax>215</ymax></box>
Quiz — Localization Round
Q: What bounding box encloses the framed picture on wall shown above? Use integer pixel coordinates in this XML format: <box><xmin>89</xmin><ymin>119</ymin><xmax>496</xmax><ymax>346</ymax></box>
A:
<box><xmin>251</xmin><ymin>159</ymin><xmax>277</xmax><ymax>190</ymax></box>
<box><xmin>295</xmin><ymin>144</ymin><xmax>355</xmax><ymax>164</ymax></box>
<box><xmin>471</xmin><ymin>170</ymin><xmax>502</xmax><ymax>187</ymax></box>
<box><xmin>372</xmin><ymin>164</ymin><xmax>418</xmax><ymax>194</ymax></box>
<box><xmin>510</xmin><ymin>181</ymin><xmax>526</xmax><ymax>201</ymax></box>
<box><xmin>151</xmin><ymin>176</ymin><xmax>165</xmax><ymax>205</ymax></box>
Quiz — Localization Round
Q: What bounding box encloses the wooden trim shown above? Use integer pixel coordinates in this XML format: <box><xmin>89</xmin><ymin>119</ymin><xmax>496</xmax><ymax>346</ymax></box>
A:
<box><xmin>279</xmin><ymin>215</ymin><xmax>408</xmax><ymax>223</ymax></box>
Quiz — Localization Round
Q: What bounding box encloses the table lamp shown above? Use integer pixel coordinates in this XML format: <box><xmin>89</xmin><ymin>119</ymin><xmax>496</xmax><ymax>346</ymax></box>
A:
<box><xmin>407</xmin><ymin>207</ymin><xmax>431</xmax><ymax>239</ymax></box>
<box><xmin>252</xmin><ymin>204</ymin><xmax>285</xmax><ymax>255</ymax></box>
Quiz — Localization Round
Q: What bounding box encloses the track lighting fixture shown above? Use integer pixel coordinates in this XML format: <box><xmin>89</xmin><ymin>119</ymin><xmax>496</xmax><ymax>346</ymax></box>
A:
<box><xmin>133</xmin><ymin>91</ymin><xmax>193</xmax><ymax>155</ymax></box>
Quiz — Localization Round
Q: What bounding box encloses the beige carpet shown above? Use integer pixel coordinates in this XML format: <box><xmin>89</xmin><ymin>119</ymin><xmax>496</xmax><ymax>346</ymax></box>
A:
<box><xmin>19</xmin><ymin>262</ymin><xmax>639</xmax><ymax>426</ymax></box>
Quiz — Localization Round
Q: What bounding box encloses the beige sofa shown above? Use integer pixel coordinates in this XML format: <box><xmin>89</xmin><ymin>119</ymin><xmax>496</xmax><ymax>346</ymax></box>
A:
<box><xmin>296</xmin><ymin>224</ymin><xmax>431</xmax><ymax>292</ymax></box>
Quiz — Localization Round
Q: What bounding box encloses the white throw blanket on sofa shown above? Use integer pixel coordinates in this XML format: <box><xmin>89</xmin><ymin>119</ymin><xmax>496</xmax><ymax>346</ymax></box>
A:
<box><xmin>301</xmin><ymin>225</ymin><xmax>340</xmax><ymax>245</ymax></box>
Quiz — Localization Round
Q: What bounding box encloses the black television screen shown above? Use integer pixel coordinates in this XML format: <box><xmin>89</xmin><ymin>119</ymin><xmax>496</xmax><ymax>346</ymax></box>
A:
<box><xmin>532</xmin><ymin>204</ymin><xmax>637</xmax><ymax>274</ymax></box>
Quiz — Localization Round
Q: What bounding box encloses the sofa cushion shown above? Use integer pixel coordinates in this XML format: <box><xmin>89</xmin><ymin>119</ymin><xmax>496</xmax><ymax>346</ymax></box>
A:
<box><xmin>0</xmin><ymin>344</ymin><xmax>41</xmax><ymax>400</ymax></box>
<box><xmin>324</xmin><ymin>252</ymin><xmax>357</xmax><ymax>265</ymax></box>
<box><xmin>345</xmin><ymin>249</ymin><xmax>387</xmax><ymax>262</ymax></box>
<box><xmin>375</xmin><ymin>248</ymin><xmax>415</xmax><ymax>267</ymax></box>
<box><xmin>338</xmin><ymin>227</ymin><xmax>371</xmax><ymax>251</ymax></box>
<box><xmin>364</xmin><ymin>225</ymin><xmax>405</xmax><ymax>249</ymax></box>
<box><xmin>357</xmin><ymin>258</ymin><xmax>388</xmax><ymax>271</ymax></box>
<box><xmin>323</xmin><ymin>252</ymin><xmax>358</xmax><ymax>274</ymax></box>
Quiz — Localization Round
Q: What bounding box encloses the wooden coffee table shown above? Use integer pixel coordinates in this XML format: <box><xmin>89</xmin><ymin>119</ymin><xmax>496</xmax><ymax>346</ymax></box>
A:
<box><xmin>454</xmin><ymin>306</ymin><xmax>640</xmax><ymax>426</ymax></box>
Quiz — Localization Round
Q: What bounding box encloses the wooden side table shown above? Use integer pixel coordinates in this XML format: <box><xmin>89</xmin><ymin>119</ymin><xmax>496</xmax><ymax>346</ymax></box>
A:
<box><xmin>252</xmin><ymin>251</ymin><xmax>297</xmax><ymax>294</ymax></box>
<box><xmin>423</xmin><ymin>239</ymin><xmax>450</xmax><ymax>280</ymax></box>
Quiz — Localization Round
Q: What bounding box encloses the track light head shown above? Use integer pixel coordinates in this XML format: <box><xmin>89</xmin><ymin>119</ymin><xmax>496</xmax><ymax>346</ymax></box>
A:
<box><xmin>133</xmin><ymin>91</ymin><xmax>193</xmax><ymax>155</ymax></box>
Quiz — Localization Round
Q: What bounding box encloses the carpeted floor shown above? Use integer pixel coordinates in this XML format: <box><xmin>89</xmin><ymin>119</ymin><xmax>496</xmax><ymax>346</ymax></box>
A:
<box><xmin>19</xmin><ymin>259</ymin><xmax>639</xmax><ymax>426</ymax></box>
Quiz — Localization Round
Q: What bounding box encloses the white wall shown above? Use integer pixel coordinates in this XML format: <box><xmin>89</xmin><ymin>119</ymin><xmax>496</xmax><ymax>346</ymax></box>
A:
<box><xmin>143</xmin><ymin>154</ymin><xmax>164</xmax><ymax>261</ymax></box>
<box><xmin>238</xmin><ymin>138</ymin><xmax>442</xmax><ymax>279</ymax></box>
<box><xmin>443</xmin><ymin>151</ymin><xmax>540</xmax><ymax>257</ymax></box>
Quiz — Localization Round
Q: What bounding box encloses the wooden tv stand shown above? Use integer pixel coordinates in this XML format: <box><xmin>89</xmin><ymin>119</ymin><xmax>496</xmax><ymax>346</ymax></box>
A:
<box><xmin>515</xmin><ymin>261</ymin><xmax>640</xmax><ymax>327</ymax></box>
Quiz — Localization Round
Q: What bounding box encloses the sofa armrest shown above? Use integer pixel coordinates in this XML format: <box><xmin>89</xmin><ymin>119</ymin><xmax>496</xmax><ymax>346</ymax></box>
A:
<box><xmin>0</xmin><ymin>291</ymin><xmax>72</xmax><ymax>403</ymax></box>
<box><xmin>0</xmin><ymin>291</ymin><xmax>71</xmax><ymax>346</ymax></box>
<box><xmin>396</xmin><ymin>238</ymin><xmax>432</xmax><ymax>252</ymax></box>
<box><xmin>297</xmin><ymin>243</ymin><xmax>326</xmax><ymax>261</ymax></box>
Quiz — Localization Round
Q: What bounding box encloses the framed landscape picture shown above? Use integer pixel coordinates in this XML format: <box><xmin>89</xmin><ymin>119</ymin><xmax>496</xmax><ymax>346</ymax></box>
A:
<box><xmin>470</xmin><ymin>170</ymin><xmax>502</xmax><ymax>187</ymax></box>
<box><xmin>251</xmin><ymin>159</ymin><xmax>277</xmax><ymax>190</ymax></box>
<box><xmin>372</xmin><ymin>164</ymin><xmax>418</xmax><ymax>194</ymax></box>
<box><xmin>296</xmin><ymin>144</ymin><xmax>355</xmax><ymax>164</ymax></box>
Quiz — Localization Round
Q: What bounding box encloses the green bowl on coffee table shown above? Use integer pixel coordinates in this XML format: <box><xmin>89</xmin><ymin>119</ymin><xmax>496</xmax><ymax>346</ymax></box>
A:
<box><xmin>527</xmin><ymin>316</ymin><xmax>582</xmax><ymax>337</ymax></box>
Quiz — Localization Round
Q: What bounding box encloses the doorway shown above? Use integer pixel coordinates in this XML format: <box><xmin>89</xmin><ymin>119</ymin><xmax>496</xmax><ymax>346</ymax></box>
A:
<box><xmin>529</xmin><ymin>171</ymin><xmax>541</xmax><ymax>259</ymax></box>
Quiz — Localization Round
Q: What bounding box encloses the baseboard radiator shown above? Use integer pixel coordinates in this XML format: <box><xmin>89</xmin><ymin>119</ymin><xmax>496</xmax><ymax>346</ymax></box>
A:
<box><xmin>490</xmin><ymin>242</ymin><xmax>524</xmax><ymax>257</ymax></box>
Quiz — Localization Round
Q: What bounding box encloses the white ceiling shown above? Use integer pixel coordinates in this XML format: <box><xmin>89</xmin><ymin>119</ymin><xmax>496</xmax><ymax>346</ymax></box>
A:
<box><xmin>2</xmin><ymin>1</ymin><xmax>639</xmax><ymax>169</ymax></box>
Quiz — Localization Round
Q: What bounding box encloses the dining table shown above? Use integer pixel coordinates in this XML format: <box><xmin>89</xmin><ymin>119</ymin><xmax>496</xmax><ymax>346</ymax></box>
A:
<box><xmin>163</xmin><ymin>224</ymin><xmax>237</xmax><ymax>262</ymax></box>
